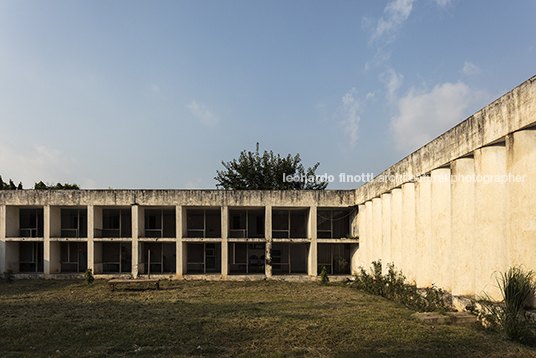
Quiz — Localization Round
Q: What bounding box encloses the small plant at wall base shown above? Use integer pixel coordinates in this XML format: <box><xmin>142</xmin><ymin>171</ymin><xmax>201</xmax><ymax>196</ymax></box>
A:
<box><xmin>320</xmin><ymin>266</ymin><xmax>329</xmax><ymax>285</ymax></box>
<box><xmin>84</xmin><ymin>268</ymin><xmax>95</xmax><ymax>285</ymax></box>
<box><xmin>352</xmin><ymin>260</ymin><xmax>451</xmax><ymax>312</ymax></box>
<box><xmin>479</xmin><ymin>266</ymin><xmax>536</xmax><ymax>345</ymax></box>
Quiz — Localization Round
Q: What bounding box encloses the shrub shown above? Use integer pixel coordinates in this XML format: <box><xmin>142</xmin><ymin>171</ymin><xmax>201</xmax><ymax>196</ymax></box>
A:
<box><xmin>353</xmin><ymin>260</ymin><xmax>450</xmax><ymax>312</ymax></box>
<box><xmin>320</xmin><ymin>266</ymin><xmax>329</xmax><ymax>285</ymax></box>
<box><xmin>84</xmin><ymin>268</ymin><xmax>95</xmax><ymax>285</ymax></box>
<box><xmin>479</xmin><ymin>266</ymin><xmax>536</xmax><ymax>344</ymax></box>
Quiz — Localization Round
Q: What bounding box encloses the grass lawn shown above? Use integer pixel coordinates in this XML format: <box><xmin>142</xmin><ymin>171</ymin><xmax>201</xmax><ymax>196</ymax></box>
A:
<box><xmin>1</xmin><ymin>278</ymin><xmax>535</xmax><ymax>357</ymax></box>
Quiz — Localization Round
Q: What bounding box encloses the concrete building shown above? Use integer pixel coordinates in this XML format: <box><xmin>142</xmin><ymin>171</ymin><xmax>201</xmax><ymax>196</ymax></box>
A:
<box><xmin>0</xmin><ymin>190</ymin><xmax>358</xmax><ymax>280</ymax></box>
<box><xmin>1</xmin><ymin>75</ymin><xmax>535</xmax><ymax>301</ymax></box>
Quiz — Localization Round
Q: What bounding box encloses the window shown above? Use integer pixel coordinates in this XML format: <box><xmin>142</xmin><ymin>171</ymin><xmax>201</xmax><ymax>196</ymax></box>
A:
<box><xmin>139</xmin><ymin>242</ymin><xmax>176</xmax><ymax>274</ymax></box>
<box><xmin>317</xmin><ymin>209</ymin><xmax>351</xmax><ymax>239</ymax></box>
<box><xmin>60</xmin><ymin>242</ymin><xmax>87</xmax><ymax>273</ymax></box>
<box><xmin>100</xmin><ymin>208</ymin><xmax>131</xmax><ymax>238</ymax></box>
<box><xmin>229</xmin><ymin>209</ymin><xmax>264</xmax><ymax>238</ymax></box>
<box><xmin>19</xmin><ymin>242</ymin><xmax>44</xmax><ymax>272</ymax></box>
<box><xmin>186</xmin><ymin>209</ymin><xmax>221</xmax><ymax>238</ymax></box>
<box><xmin>272</xmin><ymin>209</ymin><xmax>308</xmax><ymax>238</ymax></box>
<box><xmin>61</xmin><ymin>209</ymin><xmax>87</xmax><ymax>238</ymax></box>
<box><xmin>19</xmin><ymin>208</ymin><xmax>44</xmax><ymax>237</ymax></box>
<box><xmin>229</xmin><ymin>243</ymin><xmax>265</xmax><ymax>274</ymax></box>
<box><xmin>186</xmin><ymin>243</ymin><xmax>221</xmax><ymax>274</ymax></box>
<box><xmin>271</xmin><ymin>242</ymin><xmax>309</xmax><ymax>274</ymax></box>
<box><xmin>144</xmin><ymin>209</ymin><xmax>175</xmax><ymax>238</ymax></box>
<box><xmin>101</xmin><ymin>242</ymin><xmax>131</xmax><ymax>273</ymax></box>
<box><xmin>317</xmin><ymin>243</ymin><xmax>351</xmax><ymax>275</ymax></box>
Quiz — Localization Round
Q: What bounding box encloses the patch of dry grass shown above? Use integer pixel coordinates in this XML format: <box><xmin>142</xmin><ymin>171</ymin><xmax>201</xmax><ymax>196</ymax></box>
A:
<box><xmin>1</xmin><ymin>279</ymin><xmax>535</xmax><ymax>357</ymax></box>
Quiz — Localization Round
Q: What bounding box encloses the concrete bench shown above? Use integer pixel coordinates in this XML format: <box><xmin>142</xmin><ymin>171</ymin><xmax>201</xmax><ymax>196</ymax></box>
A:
<box><xmin>107</xmin><ymin>279</ymin><xmax>160</xmax><ymax>291</ymax></box>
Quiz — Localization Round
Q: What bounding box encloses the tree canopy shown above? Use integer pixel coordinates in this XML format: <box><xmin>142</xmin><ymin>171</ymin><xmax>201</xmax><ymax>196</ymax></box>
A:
<box><xmin>34</xmin><ymin>181</ymin><xmax>80</xmax><ymax>190</ymax></box>
<box><xmin>0</xmin><ymin>176</ymin><xmax>23</xmax><ymax>190</ymax></box>
<box><xmin>214</xmin><ymin>143</ymin><xmax>328</xmax><ymax>190</ymax></box>
<box><xmin>0</xmin><ymin>175</ymin><xmax>79</xmax><ymax>190</ymax></box>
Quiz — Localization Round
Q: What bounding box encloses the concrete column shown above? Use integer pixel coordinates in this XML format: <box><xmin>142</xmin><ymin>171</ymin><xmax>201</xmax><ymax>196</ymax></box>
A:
<box><xmin>474</xmin><ymin>145</ymin><xmax>507</xmax><ymax>299</ymax></box>
<box><xmin>363</xmin><ymin>200</ymin><xmax>373</xmax><ymax>269</ymax></box>
<box><xmin>415</xmin><ymin>177</ymin><xmax>432</xmax><ymax>287</ymax></box>
<box><xmin>402</xmin><ymin>182</ymin><xmax>416</xmax><ymax>282</ymax></box>
<box><xmin>221</xmin><ymin>205</ymin><xmax>228</xmax><ymax>278</ymax></box>
<box><xmin>431</xmin><ymin>168</ymin><xmax>451</xmax><ymax>291</ymax></box>
<box><xmin>371</xmin><ymin>197</ymin><xmax>382</xmax><ymax>269</ymax></box>
<box><xmin>43</xmin><ymin>205</ymin><xmax>51</xmax><ymax>276</ymax></box>
<box><xmin>381</xmin><ymin>193</ymin><xmax>391</xmax><ymax>274</ymax></box>
<box><xmin>265</xmin><ymin>205</ymin><xmax>272</xmax><ymax>278</ymax></box>
<box><xmin>355</xmin><ymin>204</ymin><xmax>366</xmax><ymax>271</ymax></box>
<box><xmin>0</xmin><ymin>205</ymin><xmax>6</xmax><ymax>274</ymax></box>
<box><xmin>49</xmin><ymin>241</ymin><xmax>61</xmax><ymax>274</ymax></box>
<box><xmin>506</xmin><ymin>130</ymin><xmax>536</xmax><ymax>305</ymax></box>
<box><xmin>308</xmin><ymin>205</ymin><xmax>317</xmax><ymax>276</ymax></box>
<box><xmin>181</xmin><ymin>208</ymin><xmax>188</xmax><ymax>275</ymax></box>
<box><xmin>390</xmin><ymin>188</ymin><xmax>402</xmax><ymax>269</ymax></box>
<box><xmin>175</xmin><ymin>205</ymin><xmax>183</xmax><ymax>279</ymax></box>
<box><xmin>49</xmin><ymin>207</ymin><xmax>61</xmax><ymax>238</ymax></box>
<box><xmin>507</xmin><ymin>130</ymin><xmax>536</xmax><ymax>266</ymax></box>
<box><xmin>131</xmin><ymin>205</ymin><xmax>140</xmax><ymax>278</ymax></box>
<box><xmin>87</xmin><ymin>205</ymin><xmax>95</xmax><ymax>273</ymax></box>
<box><xmin>450</xmin><ymin>158</ymin><xmax>475</xmax><ymax>296</ymax></box>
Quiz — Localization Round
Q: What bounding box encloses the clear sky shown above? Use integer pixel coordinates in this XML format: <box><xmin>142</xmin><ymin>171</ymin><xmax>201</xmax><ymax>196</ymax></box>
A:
<box><xmin>0</xmin><ymin>0</ymin><xmax>534</xmax><ymax>190</ymax></box>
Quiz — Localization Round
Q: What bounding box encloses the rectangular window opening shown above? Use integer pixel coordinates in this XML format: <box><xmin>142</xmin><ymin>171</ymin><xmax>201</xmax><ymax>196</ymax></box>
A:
<box><xmin>60</xmin><ymin>242</ymin><xmax>88</xmax><ymax>273</ymax></box>
<box><xmin>271</xmin><ymin>242</ymin><xmax>308</xmax><ymax>275</ymax></box>
<box><xmin>317</xmin><ymin>243</ymin><xmax>351</xmax><ymax>275</ymax></box>
<box><xmin>229</xmin><ymin>209</ymin><xmax>264</xmax><ymax>238</ymax></box>
<box><xmin>186</xmin><ymin>243</ymin><xmax>221</xmax><ymax>274</ymax></box>
<box><xmin>186</xmin><ymin>209</ymin><xmax>221</xmax><ymax>238</ymax></box>
<box><xmin>272</xmin><ymin>209</ymin><xmax>308</xmax><ymax>239</ymax></box>
<box><xmin>61</xmin><ymin>209</ymin><xmax>87</xmax><ymax>238</ymax></box>
<box><xmin>19</xmin><ymin>208</ymin><xmax>44</xmax><ymax>237</ymax></box>
<box><xmin>229</xmin><ymin>243</ymin><xmax>266</xmax><ymax>274</ymax></box>
<box><xmin>317</xmin><ymin>209</ymin><xmax>351</xmax><ymax>239</ymax></box>
<box><xmin>144</xmin><ymin>209</ymin><xmax>175</xmax><ymax>238</ymax></box>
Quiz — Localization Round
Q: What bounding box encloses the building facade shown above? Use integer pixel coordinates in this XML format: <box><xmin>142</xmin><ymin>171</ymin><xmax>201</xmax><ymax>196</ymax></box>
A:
<box><xmin>0</xmin><ymin>190</ymin><xmax>358</xmax><ymax>280</ymax></box>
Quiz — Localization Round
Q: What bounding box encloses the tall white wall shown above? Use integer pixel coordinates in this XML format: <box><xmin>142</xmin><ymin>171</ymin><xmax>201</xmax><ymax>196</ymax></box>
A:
<box><xmin>450</xmin><ymin>158</ymin><xmax>475</xmax><ymax>297</ymax></box>
<box><xmin>507</xmin><ymin>129</ymin><xmax>536</xmax><ymax>306</ymax></box>
<box><xmin>371</xmin><ymin>198</ymin><xmax>382</xmax><ymax>269</ymax></box>
<box><xmin>401</xmin><ymin>183</ymin><xmax>416</xmax><ymax>282</ymax></box>
<box><xmin>381</xmin><ymin>193</ymin><xmax>391</xmax><ymax>274</ymax></box>
<box><xmin>431</xmin><ymin>168</ymin><xmax>451</xmax><ymax>291</ymax></box>
<box><xmin>415</xmin><ymin>178</ymin><xmax>432</xmax><ymax>288</ymax></box>
<box><xmin>390</xmin><ymin>189</ymin><xmax>402</xmax><ymax>270</ymax></box>
<box><xmin>474</xmin><ymin>146</ymin><xmax>507</xmax><ymax>299</ymax></box>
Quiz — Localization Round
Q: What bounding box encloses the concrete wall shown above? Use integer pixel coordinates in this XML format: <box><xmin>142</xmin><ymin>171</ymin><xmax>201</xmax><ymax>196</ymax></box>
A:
<box><xmin>354</xmin><ymin>75</ymin><xmax>536</xmax><ymax>300</ymax></box>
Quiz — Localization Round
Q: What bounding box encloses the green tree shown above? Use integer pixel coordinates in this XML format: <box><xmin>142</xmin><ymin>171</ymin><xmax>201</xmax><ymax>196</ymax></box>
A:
<box><xmin>34</xmin><ymin>181</ymin><xmax>79</xmax><ymax>190</ymax></box>
<box><xmin>0</xmin><ymin>176</ymin><xmax>21</xmax><ymax>190</ymax></box>
<box><xmin>215</xmin><ymin>143</ymin><xmax>328</xmax><ymax>190</ymax></box>
<box><xmin>0</xmin><ymin>175</ymin><xmax>79</xmax><ymax>190</ymax></box>
<box><xmin>34</xmin><ymin>181</ymin><xmax>48</xmax><ymax>190</ymax></box>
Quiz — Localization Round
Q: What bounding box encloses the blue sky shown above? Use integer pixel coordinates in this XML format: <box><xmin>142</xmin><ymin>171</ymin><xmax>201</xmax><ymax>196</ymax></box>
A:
<box><xmin>0</xmin><ymin>0</ymin><xmax>534</xmax><ymax>189</ymax></box>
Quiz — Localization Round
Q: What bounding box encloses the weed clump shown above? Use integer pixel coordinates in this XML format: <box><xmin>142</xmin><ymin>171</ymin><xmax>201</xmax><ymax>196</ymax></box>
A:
<box><xmin>479</xmin><ymin>266</ymin><xmax>536</xmax><ymax>344</ymax></box>
<box><xmin>320</xmin><ymin>266</ymin><xmax>329</xmax><ymax>285</ymax></box>
<box><xmin>84</xmin><ymin>268</ymin><xmax>95</xmax><ymax>285</ymax></box>
<box><xmin>353</xmin><ymin>260</ymin><xmax>450</xmax><ymax>312</ymax></box>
